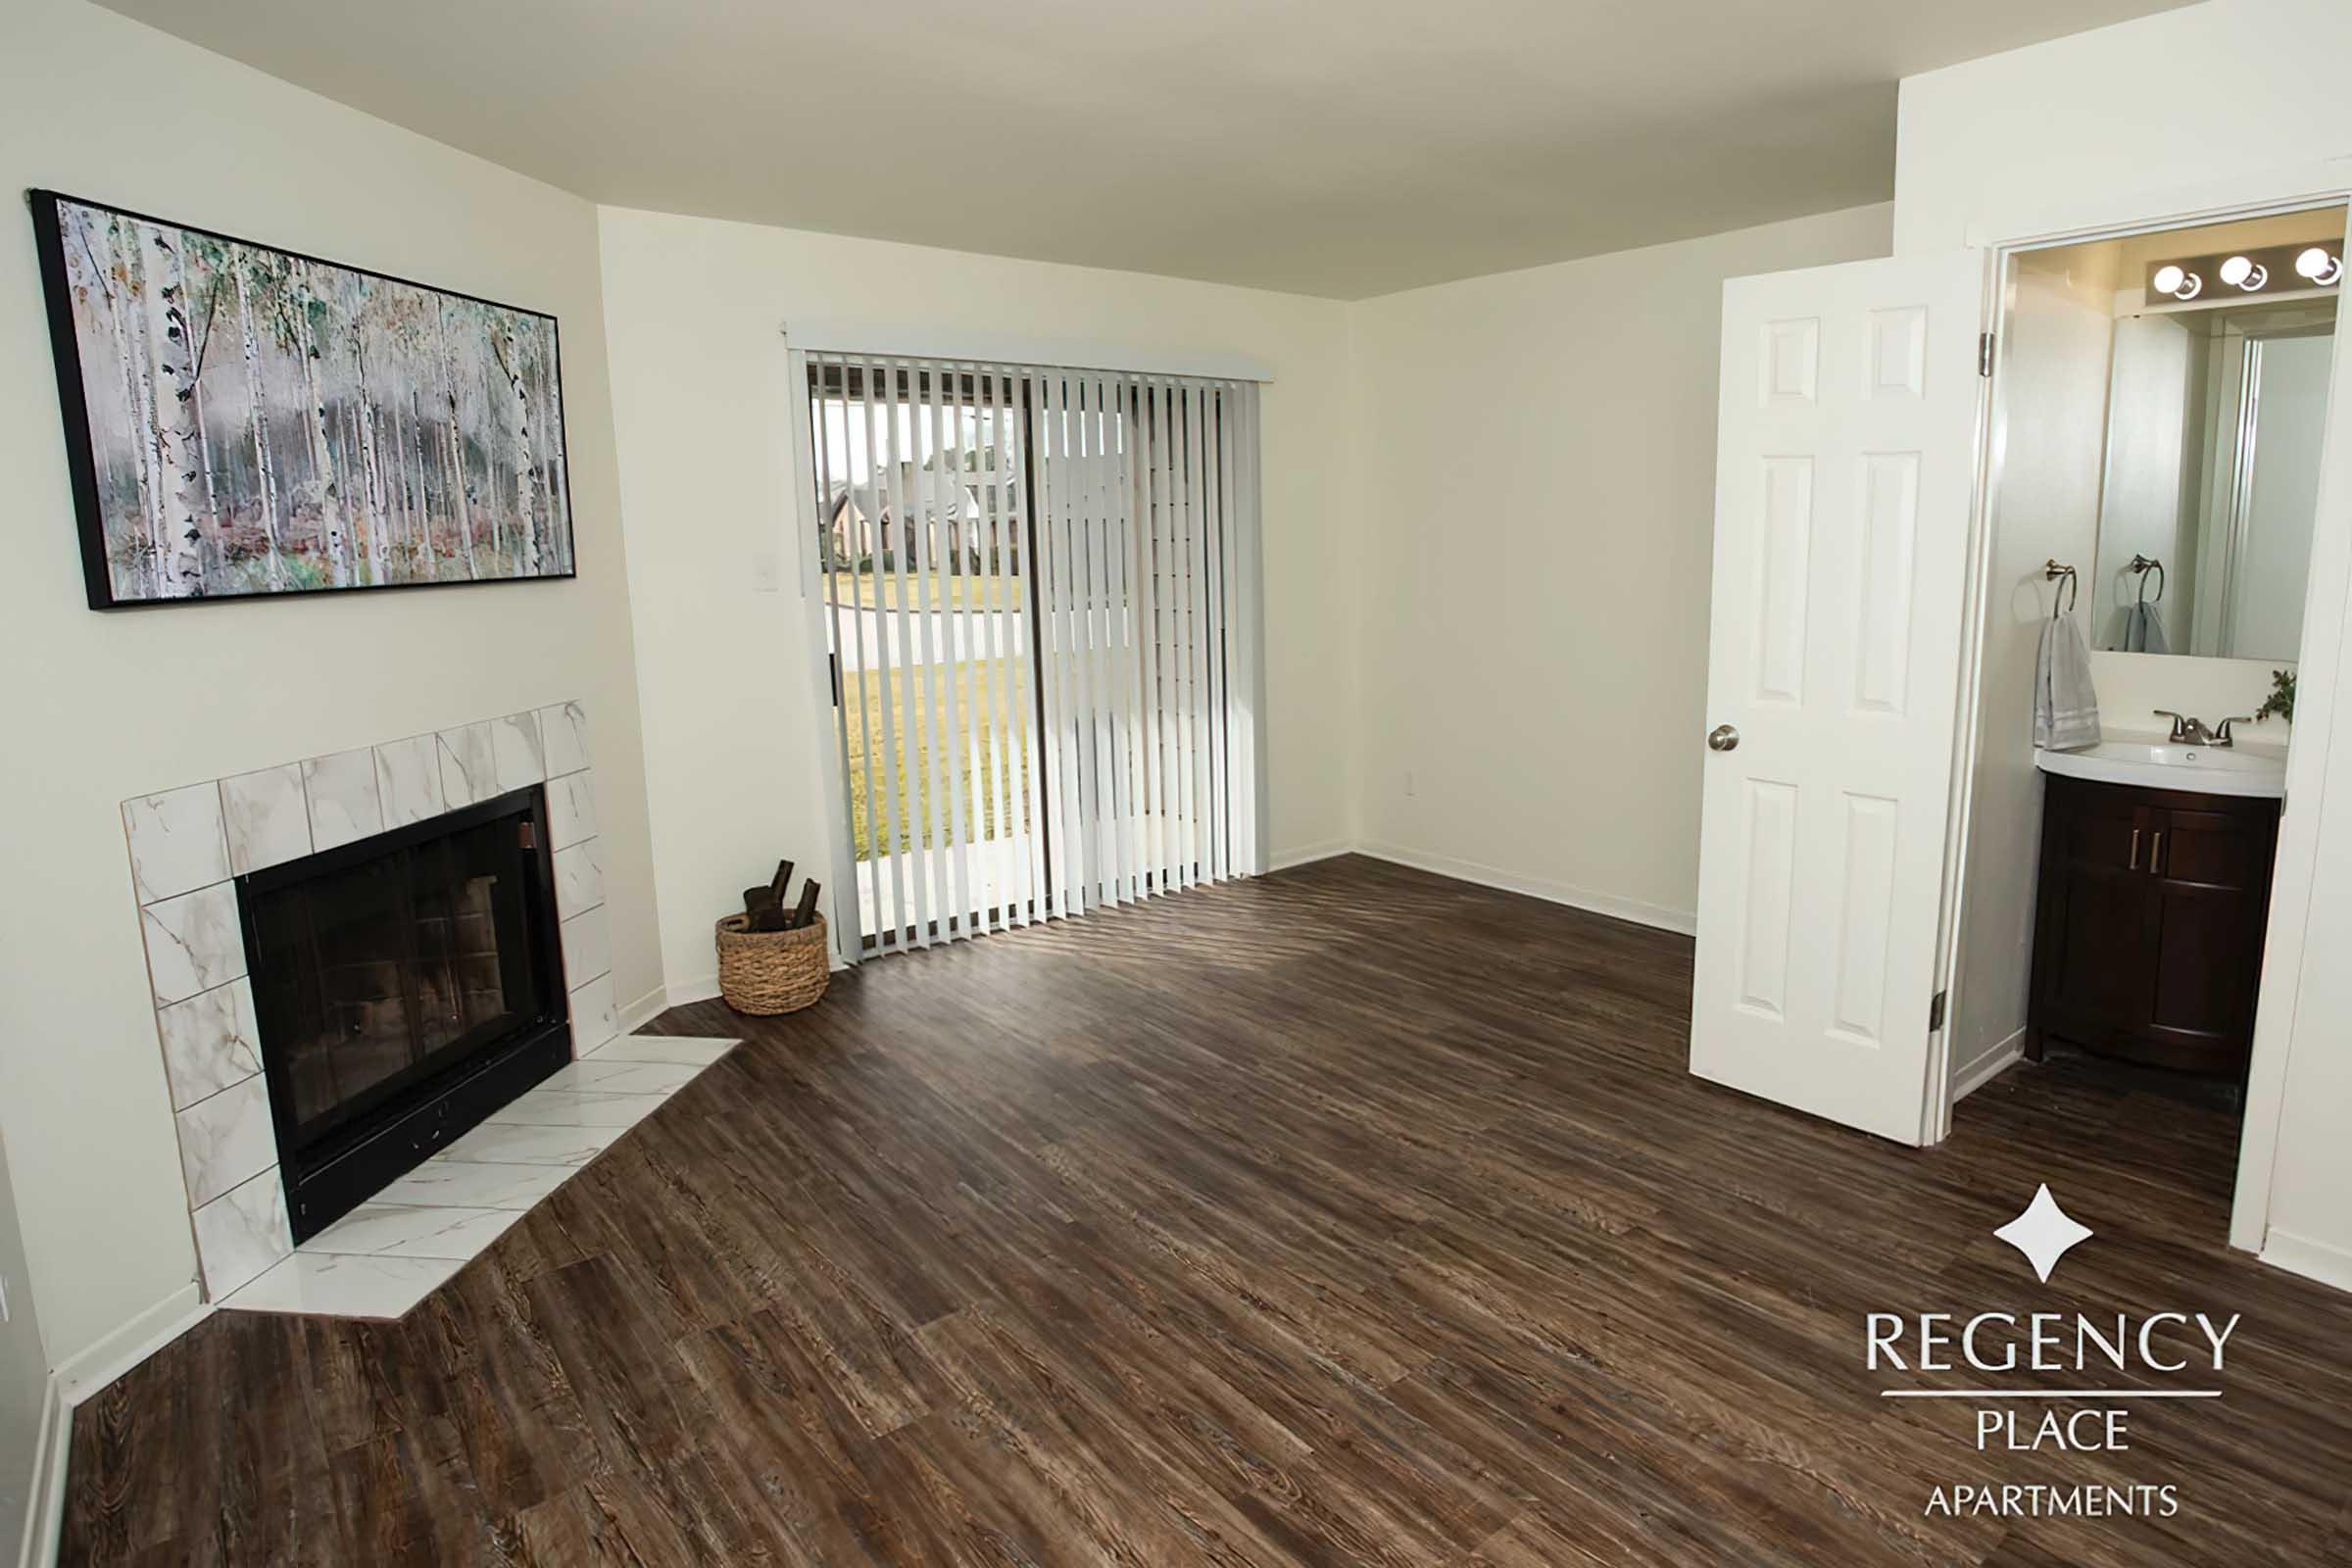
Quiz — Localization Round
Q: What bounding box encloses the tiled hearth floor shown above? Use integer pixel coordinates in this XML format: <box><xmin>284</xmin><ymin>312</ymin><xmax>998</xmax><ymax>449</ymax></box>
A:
<box><xmin>215</xmin><ymin>1033</ymin><xmax>740</xmax><ymax>1319</ymax></box>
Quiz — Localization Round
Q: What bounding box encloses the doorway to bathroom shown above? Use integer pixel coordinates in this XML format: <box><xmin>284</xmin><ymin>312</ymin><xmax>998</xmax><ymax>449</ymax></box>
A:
<box><xmin>1940</xmin><ymin>202</ymin><xmax>2348</xmax><ymax>1233</ymax></box>
<box><xmin>1688</xmin><ymin>172</ymin><xmax>2352</xmax><ymax>1265</ymax></box>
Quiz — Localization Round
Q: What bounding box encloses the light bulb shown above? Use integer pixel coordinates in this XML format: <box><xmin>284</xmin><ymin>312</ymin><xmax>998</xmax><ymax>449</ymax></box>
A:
<box><xmin>2295</xmin><ymin>247</ymin><xmax>2344</xmax><ymax>285</ymax></box>
<box><xmin>2152</xmin><ymin>264</ymin><xmax>2202</xmax><ymax>301</ymax></box>
<box><xmin>2220</xmin><ymin>255</ymin><xmax>2268</xmax><ymax>290</ymax></box>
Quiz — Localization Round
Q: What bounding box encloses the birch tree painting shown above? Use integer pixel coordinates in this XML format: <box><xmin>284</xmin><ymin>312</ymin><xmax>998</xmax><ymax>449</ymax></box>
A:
<box><xmin>34</xmin><ymin>193</ymin><xmax>574</xmax><ymax>607</ymax></box>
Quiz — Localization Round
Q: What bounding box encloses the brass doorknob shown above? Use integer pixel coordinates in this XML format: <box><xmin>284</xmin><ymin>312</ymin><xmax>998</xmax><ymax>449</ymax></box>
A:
<box><xmin>1707</xmin><ymin>724</ymin><xmax>1740</xmax><ymax>753</ymax></box>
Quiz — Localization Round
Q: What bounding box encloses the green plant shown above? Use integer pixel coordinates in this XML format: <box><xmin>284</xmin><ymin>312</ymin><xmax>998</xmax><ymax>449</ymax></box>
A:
<box><xmin>2257</xmin><ymin>668</ymin><xmax>2296</xmax><ymax>725</ymax></box>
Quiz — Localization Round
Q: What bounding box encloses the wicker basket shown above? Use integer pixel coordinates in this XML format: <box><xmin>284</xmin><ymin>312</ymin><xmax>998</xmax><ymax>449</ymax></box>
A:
<box><xmin>714</xmin><ymin>911</ymin><xmax>829</xmax><ymax>1015</ymax></box>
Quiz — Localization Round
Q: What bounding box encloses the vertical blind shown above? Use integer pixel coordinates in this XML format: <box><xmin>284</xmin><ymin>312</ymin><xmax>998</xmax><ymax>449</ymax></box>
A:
<box><xmin>790</xmin><ymin>352</ymin><xmax>1262</xmax><ymax>956</ymax></box>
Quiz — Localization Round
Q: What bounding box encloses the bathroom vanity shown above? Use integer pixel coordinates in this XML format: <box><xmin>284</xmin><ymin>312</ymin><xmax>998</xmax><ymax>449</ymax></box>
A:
<box><xmin>2028</xmin><ymin>750</ymin><xmax>2281</xmax><ymax>1075</ymax></box>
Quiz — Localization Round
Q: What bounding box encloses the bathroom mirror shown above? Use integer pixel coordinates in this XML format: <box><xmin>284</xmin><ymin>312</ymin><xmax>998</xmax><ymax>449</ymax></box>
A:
<box><xmin>2089</xmin><ymin>292</ymin><xmax>2338</xmax><ymax>659</ymax></box>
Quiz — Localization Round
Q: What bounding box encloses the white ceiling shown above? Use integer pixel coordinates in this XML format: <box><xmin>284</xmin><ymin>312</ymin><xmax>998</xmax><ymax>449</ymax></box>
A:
<box><xmin>99</xmin><ymin>0</ymin><xmax>2192</xmax><ymax>299</ymax></box>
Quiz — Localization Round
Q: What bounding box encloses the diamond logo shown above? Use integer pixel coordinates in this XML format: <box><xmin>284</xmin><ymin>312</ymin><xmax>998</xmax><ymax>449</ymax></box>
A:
<box><xmin>1994</xmin><ymin>1184</ymin><xmax>2093</xmax><ymax>1283</ymax></box>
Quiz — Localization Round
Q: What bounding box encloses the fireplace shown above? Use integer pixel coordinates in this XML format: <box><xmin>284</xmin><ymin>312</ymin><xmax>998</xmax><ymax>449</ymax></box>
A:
<box><xmin>237</xmin><ymin>785</ymin><xmax>571</xmax><ymax>1241</ymax></box>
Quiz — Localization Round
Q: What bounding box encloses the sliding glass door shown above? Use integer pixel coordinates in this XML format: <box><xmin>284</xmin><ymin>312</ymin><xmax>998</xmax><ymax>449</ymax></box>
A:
<box><xmin>794</xmin><ymin>352</ymin><xmax>1261</xmax><ymax>955</ymax></box>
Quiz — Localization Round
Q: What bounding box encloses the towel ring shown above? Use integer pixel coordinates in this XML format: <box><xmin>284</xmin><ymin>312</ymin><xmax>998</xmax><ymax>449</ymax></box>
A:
<box><xmin>2043</xmin><ymin>560</ymin><xmax>2079</xmax><ymax>617</ymax></box>
<box><xmin>2130</xmin><ymin>554</ymin><xmax>2166</xmax><ymax>605</ymax></box>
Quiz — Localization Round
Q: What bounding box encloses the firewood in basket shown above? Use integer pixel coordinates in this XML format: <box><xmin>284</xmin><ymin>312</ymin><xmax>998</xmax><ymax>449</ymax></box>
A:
<box><xmin>743</xmin><ymin>886</ymin><xmax>786</xmax><ymax>931</ymax></box>
<box><xmin>786</xmin><ymin>878</ymin><xmax>821</xmax><ymax>930</ymax></box>
<box><xmin>769</xmin><ymin>859</ymin><xmax>795</xmax><ymax>905</ymax></box>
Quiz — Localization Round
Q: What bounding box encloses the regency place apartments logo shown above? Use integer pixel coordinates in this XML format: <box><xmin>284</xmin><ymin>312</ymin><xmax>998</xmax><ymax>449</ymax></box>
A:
<box><xmin>1864</xmin><ymin>1184</ymin><xmax>2240</xmax><ymax>1522</ymax></box>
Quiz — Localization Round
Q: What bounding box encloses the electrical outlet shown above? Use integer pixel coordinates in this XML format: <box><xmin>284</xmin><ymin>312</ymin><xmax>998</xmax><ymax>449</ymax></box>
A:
<box><xmin>751</xmin><ymin>549</ymin><xmax>784</xmax><ymax>594</ymax></box>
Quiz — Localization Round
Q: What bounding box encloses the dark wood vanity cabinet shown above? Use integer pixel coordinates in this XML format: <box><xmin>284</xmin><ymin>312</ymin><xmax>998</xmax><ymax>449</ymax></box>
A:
<box><xmin>2029</xmin><ymin>773</ymin><xmax>2279</xmax><ymax>1075</ymax></box>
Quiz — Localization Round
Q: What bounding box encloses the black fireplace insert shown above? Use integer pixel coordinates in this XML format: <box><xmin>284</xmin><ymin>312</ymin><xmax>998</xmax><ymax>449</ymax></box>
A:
<box><xmin>237</xmin><ymin>785</ymin><xmax>570</xmax><ymax>1241</ymax></box>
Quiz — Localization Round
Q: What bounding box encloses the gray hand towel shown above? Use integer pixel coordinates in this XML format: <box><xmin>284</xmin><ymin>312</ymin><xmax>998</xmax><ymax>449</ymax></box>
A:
<box><xmin>2124</xmin><ymin>600</ymin><xmax>2169</xmax><ymax>655</ymax></box>
<box><xmin>2035</xmin><ymin>612</ymin><xmax>2101</xmax><ymax>751</ymax></box>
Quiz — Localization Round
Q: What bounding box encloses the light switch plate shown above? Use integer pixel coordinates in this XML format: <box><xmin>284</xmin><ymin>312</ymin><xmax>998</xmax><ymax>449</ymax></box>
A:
<box><xmin>751</xmin><ymin>550</ymin><xmax>783</xmax><ymax>594</ymax></box>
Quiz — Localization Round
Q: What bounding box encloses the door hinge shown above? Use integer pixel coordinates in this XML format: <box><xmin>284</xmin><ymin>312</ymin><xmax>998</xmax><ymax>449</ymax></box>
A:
<box><xmin>517</xmin><ymin>820</ymin><xmax>537</xmax><ymax>851</ymax></box>
<box><xmin>1929</xmin><ymin>989</ymin><xmax>1948</xmax><ymax>1032</ymax></box>
<box><xmin>1978</xmin><ymin>333</ymin><xmax>1995</xmax><ymax>378</ymax></box>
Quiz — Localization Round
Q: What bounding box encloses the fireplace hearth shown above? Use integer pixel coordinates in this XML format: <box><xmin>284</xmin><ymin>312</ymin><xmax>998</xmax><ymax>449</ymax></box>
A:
<box><xmin>239</xmin><ymin>786</ymin><xmax>569</xmax><ymax>1241</ymax></box>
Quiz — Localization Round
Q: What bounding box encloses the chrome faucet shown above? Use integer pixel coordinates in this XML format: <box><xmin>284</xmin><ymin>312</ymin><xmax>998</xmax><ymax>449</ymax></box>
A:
<box><xmin>2153</xmin><ymin>710</ymin><xmax>2255</xmax><ymax>748</ymax></box>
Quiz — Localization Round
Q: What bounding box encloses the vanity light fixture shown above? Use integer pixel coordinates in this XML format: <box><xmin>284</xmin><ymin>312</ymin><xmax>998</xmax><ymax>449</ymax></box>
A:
<box><xmin>2146</xmin><ymin>242</ymin><xmax>2340</xmax><ymax>305</ymax></box>
<box><xmin>2296</xmin><ymin>246</ymin><xmax>2345</xmax><ymax>285</ymax></box>
<box><xmin>2220</xmin><ymin>254</ymin><xmax>2269</xmax><ymax>291</ymax></box>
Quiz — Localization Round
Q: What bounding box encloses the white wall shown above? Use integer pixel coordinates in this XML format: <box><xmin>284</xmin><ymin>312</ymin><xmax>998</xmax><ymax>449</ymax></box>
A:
<box><xmin>1950</xmin><ymin>255</ymin><xmax>2117</xmax><ymax>1080</ymax></box>
<box><xmin>596</xmin><ymin>207</ymin><xmax>1356</xmax><ymax>995</ymax></box>
<box><xmin>0</xmin><ymin>1122</ymin><xmax>49</xmax><ymax>1566</ymax></box>
<box><xmin>1894</xmin><ymin>0</ymin><xmax>2352</xmax><ymax>257</ymax></box>
<box><xmin>1344</xmin><ymin>205</ymin><xmax>1894</xmax><ymax>930</ymax></box>
<box><xmin>0</xmin><ymin>0</ymin><xmax>662</xmax><ymax>1370</ymax></box>
<box><xmin>1896</xmin><ymin>0</ymin><xmax>2352</xmax><ymax>1279</ymax></box>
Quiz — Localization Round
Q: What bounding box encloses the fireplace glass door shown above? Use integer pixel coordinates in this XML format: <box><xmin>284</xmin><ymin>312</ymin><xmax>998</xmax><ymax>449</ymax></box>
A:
<box><xmin>244</xmin><ymin>802</ymin><xmax>553</xmax><ymax>1164</ymax></box>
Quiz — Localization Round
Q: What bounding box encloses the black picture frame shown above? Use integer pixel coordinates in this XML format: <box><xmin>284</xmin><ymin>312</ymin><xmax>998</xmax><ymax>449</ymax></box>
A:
<box><xmin>28</xmin><ymin>188</ymin><xmax>580</xmax><ymax>610</ymax></box>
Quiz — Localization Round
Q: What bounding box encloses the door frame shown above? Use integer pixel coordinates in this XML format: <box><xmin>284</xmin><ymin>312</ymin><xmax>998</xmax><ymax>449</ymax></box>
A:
<box><xmin>784</xmin><ymin>346</ymin><xmax>865</xmax><ymax>966</ymax></box>
<box><xmin>1932</xmin><ymin>159</ymin><xmax>2352</xmax><ymax>1261</ymax></box>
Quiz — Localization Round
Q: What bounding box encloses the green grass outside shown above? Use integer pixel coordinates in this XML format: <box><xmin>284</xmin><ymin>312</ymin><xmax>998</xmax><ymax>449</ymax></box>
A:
<box><xmin>826</xmin><ymin>569</ymin><xmax>1023</xmax><ymax>612</ymax></box>
<box><xmin>842</xmin><ymin>659</ymin><xmax>1035</xmax><ymax>859</ymax></box>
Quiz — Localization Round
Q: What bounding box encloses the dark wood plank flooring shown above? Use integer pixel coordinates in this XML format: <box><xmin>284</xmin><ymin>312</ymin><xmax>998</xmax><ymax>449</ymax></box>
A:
<box><xmin>58</xmin><ymin>855</ymin><xmax>2352</xmax><ymax>1565</ymax></box>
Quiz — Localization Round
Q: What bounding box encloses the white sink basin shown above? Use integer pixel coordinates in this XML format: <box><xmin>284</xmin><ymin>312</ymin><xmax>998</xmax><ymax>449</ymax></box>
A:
<box><xmin>2034</xmin><ymin>740</ymin><xmax>2286</xmax><ymax>798</ymax></box>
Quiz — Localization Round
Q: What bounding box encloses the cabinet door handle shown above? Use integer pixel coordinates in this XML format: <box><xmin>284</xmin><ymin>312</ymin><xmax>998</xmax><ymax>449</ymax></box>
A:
<box><xmin>2129</xmin><ymin>828</ymin><xmax>2140</xmax><ymax>870</ymax></box>
<box><xmin>2151</xmin><ymin>830</ymin><xmax>2164</xmax><ymax>876</ymax></box>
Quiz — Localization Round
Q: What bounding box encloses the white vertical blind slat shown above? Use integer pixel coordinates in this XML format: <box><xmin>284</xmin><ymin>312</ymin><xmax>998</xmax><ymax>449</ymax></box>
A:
<box><xmin>931</xmin><ymin>367</ymin><xmax>975</xmax><ymax>940</ymax></box>
<box><xmin>1086</xmin><ymin>374</ymin><xmax>1124</xmax><ymax>906</ymax></box>
<box><xmin>1143</xmin><ymin>378</ymin><xmax>1171</xmax><ymax>888</ymax></box>
<box><xmin>1202</xmin><ymin>381</ymin><xmax>1230</xmax><ymax>883</ymax></box>
<box><xmin>1217</xmin><ymin>383</ymin><xmax>1242</xmax><ymax>881</ymax></box>
<box><xmin>1065</xmin><ymin>373</ymin><xmax>1100</xmax><ymax>906</ymax></box>
<box><xmin>1041</xmin><ymin>370</ymin><xmax>1089</xmax><ymax>917</ymax></box>
<box><xmin>1235</xmin><ymin>382</ymin><xmax>1264</xmax><ymax>874</ymax></box>
<box><xmin>917</xmin><ymin>367</ymin><xmax>951</xmax><ymax>935</ymax></box>
<box><xmin>1192</xmin><ymin>382</ymin><xmax>1214</xmax><ymax>887</ymax></box>
<box><xmin>973</xmin><ymin>368</ymin><xmax>1011</xmax><ymax>930</ymax></box>
<box><xmin>1068</xmin><ymin>372</ymin><xmax>1097</xmax><ymax>915</ymax></box>
<box><xmin>1112</xmin><ymin>377</ymin><xmax>1145</xmax><ymax>902</ymax></box>
<box><xmin>1130</xmin><ymin>379</ymin><xmax>1162</xmax><ymax>896</ymax></box>
<box><xmin>1170</xmin><ymin>382</ymin><xmax>1198</xmax><ymax>891</ymax></box>
<box><xmin>970</xmin><ymin>369</ymin><xmax>1003</xmax><ymax>929</ymax></box>
<box><xmin>861</xmin><ymin>358</ymin><xmax>912</xmax><ymax>947</ymax></box>
<box><xmin>881</xmin><ymin>361</ymin><xmax>938</xmax><ymax>948</ymax></box>
<box><xmin>1009</xmin><ymin>371</ymin><xmax>1049</xmax><ymax>923</ymax></box>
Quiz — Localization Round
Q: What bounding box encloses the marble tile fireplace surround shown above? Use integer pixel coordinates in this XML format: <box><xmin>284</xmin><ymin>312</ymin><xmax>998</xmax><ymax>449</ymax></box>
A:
<box><xmin>121</xmin><ymin>701</ymin><xmax>617</xmax><ymax>1308</ymax></box>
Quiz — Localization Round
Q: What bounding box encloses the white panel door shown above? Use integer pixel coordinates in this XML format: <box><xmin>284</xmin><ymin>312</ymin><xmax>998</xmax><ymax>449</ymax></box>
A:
<box><xmin>1690</xmin><ymin>251</ymin><xmax>1987</xmax><ymax>1146</ymax></box>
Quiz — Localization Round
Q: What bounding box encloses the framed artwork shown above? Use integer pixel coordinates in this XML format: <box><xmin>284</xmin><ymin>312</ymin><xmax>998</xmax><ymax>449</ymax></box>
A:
<box><xmin>29</xmin><ymin>190</ymin><xmax>577</xmax><ymax>609</ymax></box>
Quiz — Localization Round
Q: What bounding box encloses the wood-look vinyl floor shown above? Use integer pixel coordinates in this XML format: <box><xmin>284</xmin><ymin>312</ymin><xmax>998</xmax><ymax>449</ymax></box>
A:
<box><xmin>58</xmin><ymin>855</ymin><xmax>2352</xmax><ymax>1565</ymax></box>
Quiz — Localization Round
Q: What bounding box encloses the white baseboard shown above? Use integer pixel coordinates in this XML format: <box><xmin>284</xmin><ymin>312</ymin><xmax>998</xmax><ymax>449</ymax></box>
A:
<box><xmin>54</xmin><ymin>1281</ymin><xmax>208</xmax><ymax>1407</ymax></box>
<box><xmin>1267</xmin><ymin>839</ymin><xmax>1354</xmax><ymax>872</ymax></box>
<box><xmin>1351</xmin><ymin>841</ymin><xmax>1698</xmax><ymax>937</ymax></box>
<box><xmin>16</xmin><ymin>1374</ymin><xmax>69</xmax><ymax>1568</ymax></box>
<box><xmin>649</xmin><ymin>974</ymin><xmax>723</xmax><ymax>1014</ymax></box>
<box><xmin>618</xmin><ymin>981</ymin><xmax>676</xmax><ymax>1033</ymax></box>
<box><xmin>2261</xmin><ymin>1227</ymin><xmax>2352</xmax><ymax>1296</ymax></box>
<box><xmin>1951</xmin><ymin>1030</ymin><xmax>2027</xmax><ymax>1103</ymax></box>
